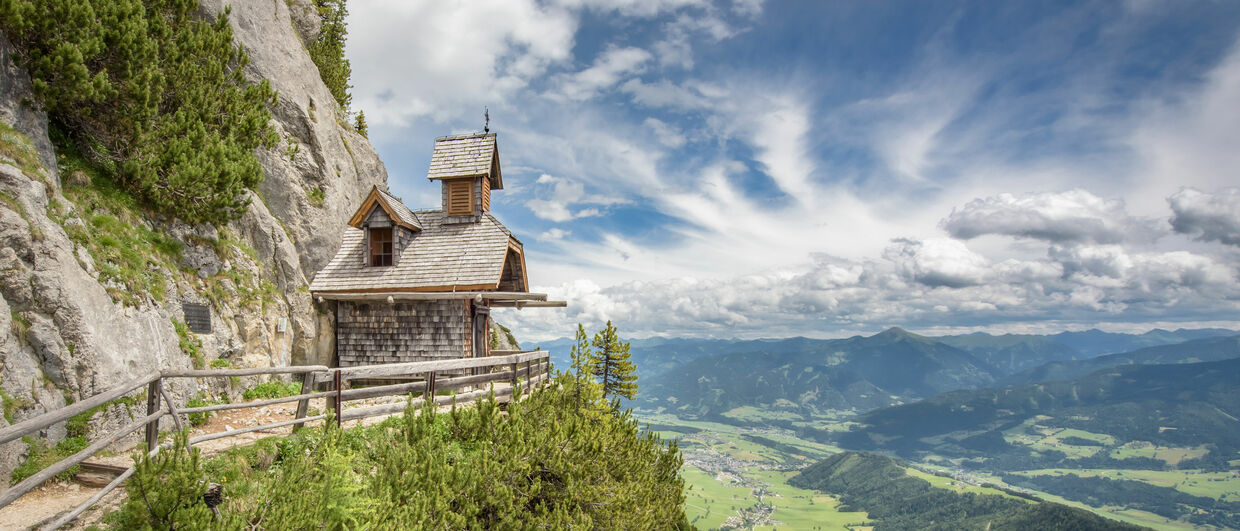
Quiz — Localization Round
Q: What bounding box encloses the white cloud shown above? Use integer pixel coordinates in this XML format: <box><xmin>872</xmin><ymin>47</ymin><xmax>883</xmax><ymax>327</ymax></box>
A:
<box><xmin>553</xmin><ymin>46</ymin><xmax>653</xmax><ymax>100</ymax></box>
<box><xmin>884</xmin><ymin>238</ymin><xmax>992</xmax><ymax>288</ymax></box>
<box><xmin>941</xmin><ymin>189</ymin><xmax>1158</xmax><ymax>244</ymax></box>
<box><xmin>523</xmin><ymin>174</ymin><xmax>620</xmax><ymax>222</ymax></box>
<box><xmin>348</xmin><ymin>0</ymin><xmax>577</xmax><ymax>124</ymax></box>
<box><xmin>539</xmin><ymin>228</ymin><xmax>572</xmax><ymax>241</ymax></box>
<box><xmin>1168</xmin><ymin>187</ymin><xmax>1240</xmax><ymax>246</ymax></box>
<box><xmin>644</xmin><ymin>117</ymin><xmax>687</xmax><ymax>148</ymax></box>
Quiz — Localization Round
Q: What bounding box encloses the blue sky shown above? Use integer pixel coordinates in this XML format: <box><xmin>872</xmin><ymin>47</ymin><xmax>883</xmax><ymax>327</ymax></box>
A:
<box><xmin>346</xmin><ymin>0</ymin><xmax>1240</xmax><ymax>340</ymax></box>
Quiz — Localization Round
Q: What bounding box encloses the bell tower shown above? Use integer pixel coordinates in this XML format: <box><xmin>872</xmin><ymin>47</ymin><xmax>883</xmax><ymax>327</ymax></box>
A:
<box><xmin>426</xmin><ymin>133</ymin><xmax>503</xmax><ymax>223</ymax></box>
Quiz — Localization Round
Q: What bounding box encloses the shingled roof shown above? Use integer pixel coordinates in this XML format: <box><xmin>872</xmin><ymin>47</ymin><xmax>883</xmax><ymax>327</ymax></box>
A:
<box><xmin>310</xmin><ymin>210</ymin><xmax>523</xmax><ymax>293</ymax></box>
<box><xmin>426</xmin><ymin>133</ymin><xmax>503</xmax><ymax>189</ymax></box>
<box><xmin>347</xmin><ymin>187</ymin><xmax>422</xmax><ymax>231</ymax></box>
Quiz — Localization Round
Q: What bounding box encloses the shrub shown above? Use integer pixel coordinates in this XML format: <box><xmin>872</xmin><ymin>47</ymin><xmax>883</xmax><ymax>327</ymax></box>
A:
<box><xmin>0</xmin><ymin>0</ymin><xmax>279</xmax><ymax>225</ymax></box>
<box><xmin>109</xmin><ymin>376</ymin><xmax>690</xmax><ymax>528</ymax></box>
<box><xmin>242</xmin><ymin>382</ymin><xmax>302</xmax><ymax>401</ymax></box>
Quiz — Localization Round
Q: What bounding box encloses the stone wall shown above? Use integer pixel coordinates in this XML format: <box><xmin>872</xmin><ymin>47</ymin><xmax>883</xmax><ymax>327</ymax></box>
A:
<box><xmin>336</xmin><ymin>300</ymin><xmax>472</xmax><ymax>366</ymax></box>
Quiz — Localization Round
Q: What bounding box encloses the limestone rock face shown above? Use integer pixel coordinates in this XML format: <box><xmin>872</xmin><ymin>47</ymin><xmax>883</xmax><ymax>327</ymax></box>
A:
<box><xmin>0</xmin><ymin>1</ymin><xmax>386</xmax><ymax>483</ymax></box>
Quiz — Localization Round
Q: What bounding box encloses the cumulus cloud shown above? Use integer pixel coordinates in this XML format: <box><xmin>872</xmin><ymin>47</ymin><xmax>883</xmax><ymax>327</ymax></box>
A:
<box><xmin>941</xmin><ymin>189</ymin><xmax>1157</xmax><ymax>244</ymax></box>
<box><xmin>1168</xmin><ymin>188</ymin><xmax>1240</xmax><ymax>246</ymax></box>
<box><xmin>884</xmin><ymin>238</ymin><xmax>991</xmax><ymax>288</ymax></box>
<box><xmin>498</xmin><ymin>241</ymin><xmax>1239</xmax><ymax>340</ymax></box>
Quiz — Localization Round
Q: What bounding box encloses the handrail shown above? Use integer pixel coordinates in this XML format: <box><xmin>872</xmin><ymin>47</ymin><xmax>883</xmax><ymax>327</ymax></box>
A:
<box><xmin>0</xmin><ymin>351</ymin><xmax>552</xmax><ymax>528</ymax></box>
<box><xmin>0</xmin><ymin>371</ymin><xmax>161</xmax><ymax>446</ymax></box>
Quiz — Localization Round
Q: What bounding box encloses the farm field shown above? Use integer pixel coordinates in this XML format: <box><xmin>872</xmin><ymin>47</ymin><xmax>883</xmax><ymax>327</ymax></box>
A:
<box><xmin>641</xmin><ymin>412</ymin><xmax>873</xmax><ymax>530</ymax></box>
<box><xmin>1011</xmin><ymin>468</ymin><xmax>1240</xmax><ymax>502</ymax></box>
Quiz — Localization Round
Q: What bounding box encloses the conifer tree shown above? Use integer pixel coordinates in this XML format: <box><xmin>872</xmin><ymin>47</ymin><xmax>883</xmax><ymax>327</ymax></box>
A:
<box><xmin>353</xmin><ymin>110</ymin><xmax>368</xmax><ymax>138</ymax></box>
<box><xmin>309</xmin><ymin>0</ymin><xmax>352</xmax><ymax>110</ymax></box>
<box><xmin>569</xmin><ymin>323</ymin><xmax>595</xmax><ymax>410</ymax></box>
<box><xmin>590</xmin><ymin>320</ymin><xmax>638</xmax><ymax>400</ymax></box>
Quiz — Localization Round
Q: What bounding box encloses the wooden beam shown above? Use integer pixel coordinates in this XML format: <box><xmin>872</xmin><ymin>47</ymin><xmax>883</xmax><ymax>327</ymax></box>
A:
<box><xmin>0</xmin><ymin>370</ymin><xmax>160</xmax><ymax>446</ymax></box>
<box><xmin>489</xmin><ymin>300</ymin><xmax>566</xmax><ymax>308</ymax></box>
<box><xmin>161</xmin><ymin>365</ymin><xmax>328</xmax><ymax>378</ymax></box>
<box><xmin>312</xmin><ymin>291</ymin><xmax>548</xmax><ymax>302</ymax></box>
<box><xmin>336</xmin><ymin>351</ymin><xmax>547</xmax><ymax>380</ymax></box>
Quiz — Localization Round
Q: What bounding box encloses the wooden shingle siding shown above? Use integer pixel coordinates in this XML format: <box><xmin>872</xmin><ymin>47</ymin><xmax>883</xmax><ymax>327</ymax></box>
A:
<box><xmin>426</xmin><ymin>133</ymin><xmax>501</xmax><ymax>189</ymax></box>
<box><xmin>481</xmin><ymin>174</ymin><xmax>491</xmax><ymax>211</ymax></box>
<box><xmin>336</xmin><ymin>300</ymin><xmax>470</xmax><ymax>366</ymax></box>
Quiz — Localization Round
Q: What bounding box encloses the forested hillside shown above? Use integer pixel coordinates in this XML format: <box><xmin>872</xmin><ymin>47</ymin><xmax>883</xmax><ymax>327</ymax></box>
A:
<box><xmin>640</xmin><ymin>328</ymin><xmax>996</xmax><ymax>417</ymax></box>
<box><xmin>788</xmin><ymin>451</ymin><xmax>1139</xmax><ymax>530</ymax></box>
<box><xmin>999</xmin><ymin>335</ymin><xmax>1240</xmax><ymax>386</ymax></box>
<box><xmin>839</xmin><ymin>358</ymin><xmax>1240</xmax><ymax>471</ymax></box>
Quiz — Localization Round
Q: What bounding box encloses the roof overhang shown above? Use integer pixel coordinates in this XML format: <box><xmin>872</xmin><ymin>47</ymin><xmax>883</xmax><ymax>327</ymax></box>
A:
<box><xmin>311</xmin><ymin>290</ymin><xmax>566</xmax><ymax>308</ymax></box>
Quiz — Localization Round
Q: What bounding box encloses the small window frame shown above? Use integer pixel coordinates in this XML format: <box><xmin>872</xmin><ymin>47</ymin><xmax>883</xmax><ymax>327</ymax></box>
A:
<box><xmin>369</xmin><ymin>227</ymin><xmax>394</xmax><ymax>267</ymax></box>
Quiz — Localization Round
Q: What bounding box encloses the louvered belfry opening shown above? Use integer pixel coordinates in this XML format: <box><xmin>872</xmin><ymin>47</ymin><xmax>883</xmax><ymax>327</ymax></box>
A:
<box><xmin>446</xmin><ymin>179</ymin><xmax>474</xmax><ymax>216</ymax></box>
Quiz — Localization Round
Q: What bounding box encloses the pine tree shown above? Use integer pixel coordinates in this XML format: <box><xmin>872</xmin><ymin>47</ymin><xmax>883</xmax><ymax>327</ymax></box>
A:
<box><xmin>353</xmin><ymin>110</ymin><xmax>368</xmax><ymax>138</ymax></box>
<box><xmin>309</xmin><ymin>0</ymin><xmax>352</xmax><ymax>110</ymax></box>
<box><xmin>590</xmin><ymin>320</ymin><xmax>638</xmax><ymax>401</ymax></box>
<box><xmin>569</xmin><ymin>323</ymin><xmax>595</xmax><ymax>410</ymax></box>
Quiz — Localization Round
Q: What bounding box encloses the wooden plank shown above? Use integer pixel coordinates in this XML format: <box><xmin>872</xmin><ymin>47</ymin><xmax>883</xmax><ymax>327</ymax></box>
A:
<box><xmin>145</xmin><ymin>380</ymin><xmax>161</xmax><ymax>450</ymax></box>
<box><xmin>161</xmin><ymin>365</ymin><xmax>329</xmax><ymax>378</ymax></box>
<box><xmin>0</xmin><ymin>408</ymin><xmax>165</xmax><ymax>510</ymax></box>
<box><xmin>159</xmin><ymin>386</ymin><xmax>184</xmax><ymax>432</ymax></box>
<box><xmin>178</xmin><ymin>390</ymin><xmax>337</xmax><ymax>415</ymax></box>
<box><xmin>0</xmin><ymin>370</ymin><xmax>160</xmax><ymax>446</ymax></box>
<box><xmin>313</xmin><ymin>291</ymin><xmax>550</xmax><ymax>302</ymax></box>
<box><xmin>337</xmin><ymin>351</ymin><xmax>547</xmax><ymax>380</ymax></box>
<box><xmin>292</xmin><ymin>371</ymin><xmax>319</xmax><ymax>432</ymax></box>
<box><xmin>339</xmin><ymin>386</ymin><xmax>514</xmax><ymax>422</ymax></box>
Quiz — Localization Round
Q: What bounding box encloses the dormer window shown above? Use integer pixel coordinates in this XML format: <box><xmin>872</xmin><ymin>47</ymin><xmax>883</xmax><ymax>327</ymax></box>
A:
<box><xmin>369</xmin><ymin>227</ymin><xmax>393</xmax><ymax>266</ymax></box>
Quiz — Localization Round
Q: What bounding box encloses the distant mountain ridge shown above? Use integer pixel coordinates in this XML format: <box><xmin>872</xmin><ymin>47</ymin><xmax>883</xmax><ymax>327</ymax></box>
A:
<box><xmin>839</xmin><ymin>357</ymin><xmax>1240</xmax><ymax>469</ymax></box>
<box><xmin>533</xmin><ymin>327</ymin><xmax>1237</xmax><ymax>383</ymax></box>
<box><xmin>998</xmin><ymin>335</ymin><xmax>1240</xmax><ymax>386</ymax></box>
<box><xmin>640</xmin><ymin>328</ymin><xmax>998</xmax><ymax>416</ymax></box>
<box><xmin>619</xmin><ymin>327</ymin><xmax>1239</xmax><ymax>418</ymax></box>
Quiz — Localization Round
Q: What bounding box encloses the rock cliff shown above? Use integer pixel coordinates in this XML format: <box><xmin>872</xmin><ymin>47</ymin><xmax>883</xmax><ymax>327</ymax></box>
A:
<box><xmin>0</xmin><ymin>0</ymin><xmax>386</xmax><ymax>483</ymax></box>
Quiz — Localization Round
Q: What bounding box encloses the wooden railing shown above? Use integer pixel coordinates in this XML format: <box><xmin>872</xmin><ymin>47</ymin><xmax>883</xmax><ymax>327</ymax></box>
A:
<box><xmin>0</xmin><ymin>350</ymin><xmax>551</xmax><ymax>529</ymax></box>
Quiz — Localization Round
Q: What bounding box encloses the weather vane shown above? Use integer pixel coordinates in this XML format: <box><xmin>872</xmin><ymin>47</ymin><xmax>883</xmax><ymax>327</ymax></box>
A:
<box><xmin>484</xmin><ymin>106</ymin><xmax>490</xmax><ymax>133</ymax></box>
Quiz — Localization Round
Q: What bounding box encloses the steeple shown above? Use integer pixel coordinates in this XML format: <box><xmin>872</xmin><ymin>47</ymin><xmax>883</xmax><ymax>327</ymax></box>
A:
<box><xmin>425</xmin><ymin>133</ymin><xmax>502</xmax><ymax>222</ymax></box>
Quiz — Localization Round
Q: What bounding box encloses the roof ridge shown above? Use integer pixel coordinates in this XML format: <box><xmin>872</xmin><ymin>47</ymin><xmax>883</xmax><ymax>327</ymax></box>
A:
<box><xmin>436</xmin><ymin>132</ymin><xmax>495</xmax><ymax>141</ymax></box>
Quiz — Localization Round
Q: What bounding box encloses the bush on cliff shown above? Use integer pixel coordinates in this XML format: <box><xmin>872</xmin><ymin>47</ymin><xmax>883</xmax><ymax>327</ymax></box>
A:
<box><xmin>106</xmin><ymin>375</ymin><xmax>691</xmax><ymax>529</ymax></box>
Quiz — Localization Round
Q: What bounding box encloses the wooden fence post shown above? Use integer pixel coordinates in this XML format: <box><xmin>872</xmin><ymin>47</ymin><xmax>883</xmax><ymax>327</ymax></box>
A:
<box><xmin>145</xmin><ymin>379</ymin><xmax>161</xmax><ymax>450</ymax></box>
<box><xmin>292</xmin><ymin>371</ymin><xmax>317</xmax><ymax>432</ymax></box>
<box><xmin>332</xmin><ymin>370</ymin><xmax>343</xmax><ymax>429</ymax></box>
<box><xmin>510</xmin><ymin>362</ymin><xmax>519</xmax><ymax>398</ymax></box>
<box><xmin>426</xmin><ymin>372</ymin><xmax>437</xmax><ymax>403</ymax></box>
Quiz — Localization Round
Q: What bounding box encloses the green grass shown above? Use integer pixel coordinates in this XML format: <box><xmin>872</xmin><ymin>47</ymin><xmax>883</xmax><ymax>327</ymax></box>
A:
<box><xmin>10</xmin><ymin>435</ymin><xmax>89</xmax><ymax>485</ymax></box>
<box><xmin>722</xmin><ymin>405</ymin><xmax>803</xmax><ymax>423</ymax></box>
<box><xmin>0</xmin><ymin>121</ymin><xmax>47</xmax><ymax>183</ymax></box>
<box><xmin>681</xmin><ymin>465</ymin><xmax>754</xmax><ymax>530</ymax></box>
<box><xmin>1013</xmin><ymin>468</ymin><xmax>1240</xmax><ymax>502</ymax></box>
<box><xmin>173</xmin><ymin>319</ymin><xmax>205</xmax><ymax>369</ymax></box>
<box><xmin>1</xmin><ymin>388</ymin><xmax>33</xmax><ymax>424</ymax></box>
<box><xmin>306</xmin><ymin>186</ymin><xmax>325</xmax><ymax>207</ymax></box>
<box><xmin>1109</xmin><ymin>442</ymin><xmax>1209</xmax><ymax>466</ymax></box>
<box><xmin>905</xmin><ymin>467</ymin><xmax>1028</xmax><ymax>500</ymax></box>
<box><xmin>750</xmin><ymin>470</ymin><xmax>871</xmax><ymax>530</ymax></box>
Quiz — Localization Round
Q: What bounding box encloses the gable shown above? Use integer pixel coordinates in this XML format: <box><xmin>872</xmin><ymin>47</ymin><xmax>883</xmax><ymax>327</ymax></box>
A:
<box><xmin>347</xmin><ymin>187</ymin><xmax>421</xmax><ymax>231</ymax></box>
